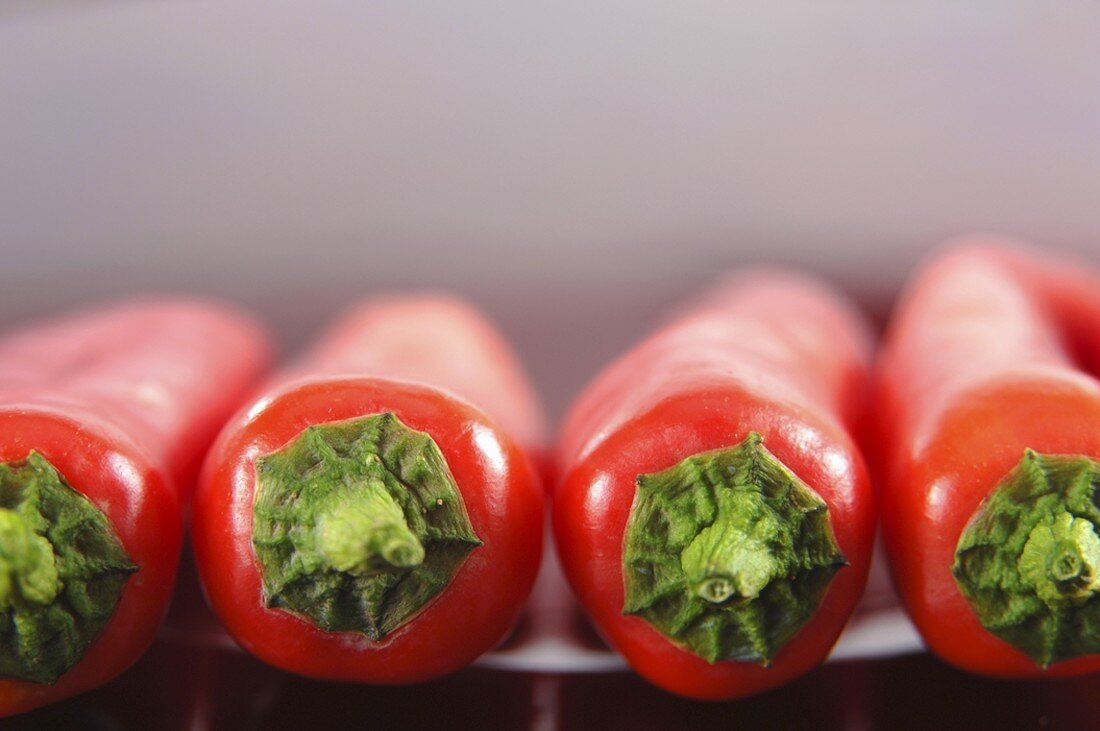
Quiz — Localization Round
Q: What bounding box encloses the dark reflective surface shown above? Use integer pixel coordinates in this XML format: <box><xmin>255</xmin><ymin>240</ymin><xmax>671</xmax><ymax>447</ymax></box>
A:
<box><xmin>559</xmin><ymin>654</ymin><xmax>1100</xmax><ymax>730</ymax></box>
<box><xmin>6</xmin><ymin>645</ymin><xmax>1100</xmax><ymax>730</ymax></box>
<box><xmin>0</xmin><ymin>643</ymin><xmax>537</xmax><ymax>731</ymax></box>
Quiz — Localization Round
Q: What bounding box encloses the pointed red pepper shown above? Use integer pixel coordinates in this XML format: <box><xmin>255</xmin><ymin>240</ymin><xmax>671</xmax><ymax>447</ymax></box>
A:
<box><xmin>554</xmin><ymin>271</ymin><xmax>876</xmax><ymax>699</ymax></box>
<box><xmin>873</xmin><ymin>239</ymin><xmax>1100</xmax><ymax>676</ymax></box>
<box><xmin>192</xmin><ymin>295</ymin><xmax>545</xmax><ymax>683</ymax></box>
<box><xmin>0</xmin><ymin>300</ymin><xmax>270</xmax><ymax>716</ymax></box>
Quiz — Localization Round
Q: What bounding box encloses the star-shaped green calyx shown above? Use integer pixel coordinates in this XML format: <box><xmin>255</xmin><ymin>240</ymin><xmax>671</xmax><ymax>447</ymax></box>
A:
<box><xmin>954</xmin><ymin>450</ymin><xmax>1100</xmax><ymax>667</ymax></box>
<box><xmin>622</xmin><ymin>433</ymin><xmax>847</xmax><ymax>664</ymax></box>
<box><xmin>0</xmin><ymin>452</ymin><xmax>137</xmax><ymax>684</ymax></box>
<box><xmin>251</xmin><ymin>413</ymin><xmax>482</xmax><ymax>640</ymax></box>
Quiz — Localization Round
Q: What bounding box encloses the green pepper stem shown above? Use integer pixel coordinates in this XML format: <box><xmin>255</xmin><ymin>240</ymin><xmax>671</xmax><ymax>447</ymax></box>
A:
<box><xmin>0</xmin><ymin>508</ymin><xmax>62</xmax><ymax>608</ymax></box>
<box><xmin>954</xmin><ymin>450</ymin><xmax>1100</xmax><ymax>667</ymax></box>
<box><xmin>314</xmin><ymin>480</ymin><xmax>425</xmax><ymax>574</ymax></box>
<box><xmin>679</xmin><ymin>491</ymin><xmax>783</xmax><ymax>604</ymax></box>
<box><xmin>1018</xmin><ymin>511</ymin><xmax>1100</xmax><ymax>602</ymax></box>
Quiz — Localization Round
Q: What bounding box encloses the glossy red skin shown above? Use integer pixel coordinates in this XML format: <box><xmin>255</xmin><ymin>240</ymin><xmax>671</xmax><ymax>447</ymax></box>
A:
<box><xmin>0</xmin><ymin>300</ymin><xmax>271</xmax><ymax>716</ymax></box>
<box><xmin>192</xmin><ymin>295</ymin><xmax>545</xmax><ymax>682</ymax></box>
<box><xmin>192</xmin><ymin>377</ymin><xmax>544</xmax><ymax>682</ymax></box>
<box><xmin>0</xmin><ymin>300</ymin><xmax>273</xmax><ymax>499</ymax></box>
<box><xmin>554</xmin><ymin>271</ymin><xmax>876</xmax><ymax>700</ymax></box>
<box><xmin>301</xmin><ymin>295</ymin><xmax>546</xmax><ymax>460</ymax></box>
<box><xmin>874</xmin><ymin>240</ymin><xmax>1100</xmax><ymax>678</ymax></box>
<box><xmin>283</xmin><ymin>294</ymin><xmax>548</xmax><ymax>482</ymax></box>
<box><xmin>0</xmin><ymin>408</ymin><xmax>179</xmax><ymax>717</ymax></box>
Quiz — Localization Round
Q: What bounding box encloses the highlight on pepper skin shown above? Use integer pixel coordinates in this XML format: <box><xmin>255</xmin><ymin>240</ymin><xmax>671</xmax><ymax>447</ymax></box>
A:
<box><xmin>190</xmin><ymin>297</ymin><xmax>546</xmax><ymax>686</ymax></box>
<box><xmin>872</xmin><ymin>241</ymin><xmax>1100</xmax><ymax>679</ymax></box>
<box><xmin>0</xmin><ymin>300</ymin><xmax>271</xmax><ymax>717</ymax></box>
<box><xmin>553</xmin><ymin>270</ymin><xmax>877</xmax><ymax>701</ymax></box>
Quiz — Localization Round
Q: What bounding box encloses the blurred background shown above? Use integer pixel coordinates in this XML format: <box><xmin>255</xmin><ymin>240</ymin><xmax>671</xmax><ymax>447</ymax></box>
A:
<box><xmin>3</xmin><ymin>1</ymin><xmax>1099</xmax><ymax>422</ymax></box>
<box><xmin>3</xmin><ymin>3</ymin><xmax>1100</xmax><ymax>728</ymax></box>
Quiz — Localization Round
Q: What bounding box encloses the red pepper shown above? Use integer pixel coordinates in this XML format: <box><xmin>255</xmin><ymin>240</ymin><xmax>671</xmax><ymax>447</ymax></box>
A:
<box><xmin>554</xmin><ymin>271</ymin><xmax>876</xmax><ymax>700</ymax></box>
<box><xmin>192</xmin><ymin>295</ymin><xmax>545</xmax><ymax>683</ymax></box>
<box><xmin>0</xmin><ymin>299</ymin><xmax>270</xmax><ymax>716</ymax></box>
<box><xmin>873</xmin><ymin>240</ymin><xmax>1100</xmax><ymax>677</ymax></box>
<box><xmin>297</xmin><ymin>295</ymin><xmax>547</xmax><ymax>475</ymax></box>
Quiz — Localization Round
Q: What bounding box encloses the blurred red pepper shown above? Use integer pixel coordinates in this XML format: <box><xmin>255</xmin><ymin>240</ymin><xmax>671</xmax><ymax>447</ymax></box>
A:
<box><xmin>0</xmin><ymin>300</ymin><xmax>270</xmax><ymax>716</ymax></box>
<box><xmin>554</xmin><ymin>271</ymin><xmax>876</xmax><ymax>700</ymax></box>
<box><xmin>192</xmin><ymin>295</ymin><xmax>545</xmax><ymax>683</ymax></box>
<box><xmin>873</xmin><ymin>240</ymin><xmax>1100</xmax><ymax>677</ymax></box>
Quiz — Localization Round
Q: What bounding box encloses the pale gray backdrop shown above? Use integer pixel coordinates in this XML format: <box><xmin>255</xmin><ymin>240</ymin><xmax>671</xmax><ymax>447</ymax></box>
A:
<box><xmin>2</xmin><ymin>1</ymin><xmax>1099</xmax><ymax>420</ymax></box>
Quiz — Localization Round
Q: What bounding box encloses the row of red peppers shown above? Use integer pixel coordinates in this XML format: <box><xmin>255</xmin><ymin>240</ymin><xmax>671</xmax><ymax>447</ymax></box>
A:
<box><xmin>1</xmin><ymin>237</ymin><xmax>1100</xmax><ymax>715</ymax></box>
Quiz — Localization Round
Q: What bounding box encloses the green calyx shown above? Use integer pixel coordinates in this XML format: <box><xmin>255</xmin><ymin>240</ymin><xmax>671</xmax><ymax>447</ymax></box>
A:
<box><xmin>252</xmin><ymin>413</ymin><xmax>482</xmax><ymax>640</ymax></box>
<box><xmin>622</xmin><ymin>433</ymin><xmax>847</xmax><ymax>665</ymax></box>
<box><xmin>0</xmin><ymin>452</ymin><xmax>138</xmax><ymax>684</ymax></box>
<box><xmin>953</xmin><ymin>450</ymin><xmax>1100</xmax><ymax>667</ymax></box>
